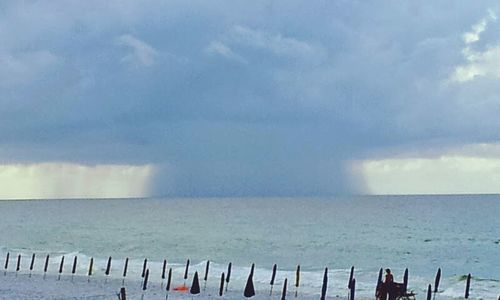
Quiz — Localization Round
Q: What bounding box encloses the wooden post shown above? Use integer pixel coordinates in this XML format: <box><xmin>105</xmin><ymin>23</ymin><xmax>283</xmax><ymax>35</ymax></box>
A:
<box><xmin>3</xmin><ymin>252</ymin><xmax>9</xmax><ymax>275</ymax></box>
<box><xmin>122</xmin><ymin>257</ymin><xmax>129</xmax><ymax>285</ymax></box>
<box><xmin>464</xmin><ymin>273</ymin><xmax>471</xmax><ymax>299</ymax></box>
<box><xmin>88</xmin><ymin>257</ymin><xmax>94</xmax><ymax>282</ymax></box>
<box><xmin>434</xmin><ymin>268</ymin><xmax>441</xmax><ymax>296</ymax></box>
<box><xmin>281</xmin><ymin>278</ymin><xmax>288</xmax><ymax>300</ymax></box>
<box><xmin>203</xmin><ymin>260</ymin><xmax>210</xmax><ymax>291</ymax></box>
<box><xmin>320</xmin><ymin>267</ymin><xmax>328</xmax><ymax>300</ymax></box>
<box><xmin>16</xmin><ymin>254</ymin><xmax>21</xmax><ymax>275</ymax></box>
<box><xmin>219</xmin><ymin>272</ymin><xmax>225</xmax><ymax>296</ymax></box>
<box><xmin>294</xmin><ymin>265</ymin><xmax>300</xmax><ymax>297</ymax></box>
<box><xmin>243</xmin><ymin>263</ymin><xmax>256</xmax><ymax>298</ymax></box>
<box><xmin>183</xmin><ymin>259</ymin><xmax>190</xmax><ymax>285</ymax></box>
<box><xmin>162</xmin><ymin>259</ymin><xmax>167</xmax><ymax>280</ymax></box>
<box><xmin>43</xmin><ymin>254</ymin><xmax>49</xmax><ymax>279</ymax></box>
<box><xmin>190</xmin><ymin>271</ymin><xmax>201</xmax><ymax>295</ymax></box>
<box><xmin>270</xmin><ymin>264</ymin><xmax>277</xmax><ymax>295</ymax></box>
<box><xmin>71</xmin><ymin>256</ymin><xmax>77</xmax><ymax>281</ymax></box>
<box><xmin>119</xmin><ymin>287</ymin><xmax>127</xmax><ymax>300</ymax></box>
<box><xmin>58</xmin><ymin>256</ymin><xmax>64</xmax><ymax>280</ymax></box>
<box><xmin>350</xmin><ymin>278</ymin><xmax>356</xmax><ymax>300</ymax></box>
<box><xmin>29</xmin><ymin>253</ymin><xmax>35</xmax><ymax>278</ymax></box>
<box><xmin>166</xmin><ymin>268</ymin><xmax>172</xmax><ymax>292</ymax></box>
<box><xmin>105</xmin><ymin>256</ymin><xmax>112</xmax><ymax>283</ymax></box>
<box><xmin>143</xmin><ymin>269</ymin><xmax>149</xmax><ymax>291</ymax></box>
<box><xmin>225</xmin><ymin>262</ymin><xmax>232</xmax><ymax>292</ymax></box>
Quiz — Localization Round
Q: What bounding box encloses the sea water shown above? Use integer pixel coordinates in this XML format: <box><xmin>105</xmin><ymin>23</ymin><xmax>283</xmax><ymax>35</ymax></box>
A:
<box><xmin>0</xmin><ymin>195</ymin><xmax>498</xmax><ymax>299</ymax></box>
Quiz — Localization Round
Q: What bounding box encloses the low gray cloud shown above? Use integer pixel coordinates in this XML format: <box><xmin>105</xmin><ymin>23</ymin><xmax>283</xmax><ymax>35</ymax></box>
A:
<box><xmin>1</xmin><ymin>1</ymin><xmax>500</xmax><ymax>196</ymax></box>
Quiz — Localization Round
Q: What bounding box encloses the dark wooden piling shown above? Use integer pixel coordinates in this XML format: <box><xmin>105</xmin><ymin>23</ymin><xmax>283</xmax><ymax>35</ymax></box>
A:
<box><xmin>141</xmin><ymin>258</ymin><xmax>148</xmax><ymax>278</ymax></box>
<box><xmin>29</xmin><ymin>253</ymin><xmax>35</xmax><ymax>277</ymax></box>
<box><xmin>403</xmin><ymin>268</ymin><xmax>409</xmax><ymax>295</ymax></box>
<box><xmin>16</xmin><ymin>254</ymin><xmax>21</xmax><ymax>272</ymax></box>
<box><xmin>72</xmin><ymin>256</ymin><xmax>77</xmax><ymax>275</ymax></box>
<box><xmin>270</xmin><ymin>264</ymin><xmax>277</xmax><ymax>295</ymax></box>
<box><xmin>427</xmin><ymin>284</ymin><xmax>432</xmax><ymax>300</ymax></box>
<box><xmin>190</xmin><ymin>271</ymin><xmax>201</xmax><ymax>294</ymax></box>
<box><xmin>88</xmin><ymin>257</ymin><xmax>94</xmax><ymax>281</ymax></box>
<box><xmin>348</xmin><ymin>266</ymin><xmax>354</xmax><ymax>289</ymax></box>
<box><xmin>225</xmin><ymin>262</ymin><xmax>232</xmax><ymax>292</ymax></box>
<box><xmin>350</xmin><ymin>278</ymin><xmax>356</xmax><ymax>300</ymax></box>
<box><xmin>43</xmin><ymin>254</ymin><xmax>49</xmax><ymax>279</ymax></box>
<box><xmin>281</xmin><ymin>278</ymin><xmax>288</xmax><ymax>300</ymax></box>
<box><xmin>320</xmin><ymin>267</ymin><xmax>328</xmax><ymax>300</ymax></box>
<box><xmin>143</xmin><ymin>269</ymin><xmax>149</xmax><ymax>291</ymax></box>
<box><xmin>3</xmin><ymin>252</ymin><xmax>9</xmax><ymax>275</ymax></box>
<box><xmin>58</xmin><ymin>256</ymin><xmax>64</xmax><ymax>280</ymax></box>
<box><xmin>183</xmin><ymin>259</ymin><xmax>190</xmax><ymax>282</ymax></box>
<box><xmin>295</xmin><ymin>265</ymin><xmax>300</xmax><ymax>297</ymax></box>
<box><xmin>376</xmin><ymin>268</ymin><xmax>383</xmax><ymax>296</ymax></box>
<box><xmin>464</xmin><ymin>273</ymin><xmax>471</xmax><ymax>299</ymax></box>
<box><xmin>219</xmin><ymin>272</ymin><xmax>225</xmax><ymax>296</ymax></box>
<box><xmin>204</xmin><ymin>260</ymin><xmax>210</xmax><ymax>289</ymax></box>
<box><xmin>123</xmin><ymin>257</ymin><xmax>129</xmax><ymax>278</ymax></box>
<box><xmin>119</xmin><ymin>287</ymin><xmax>127</xmax><ymax>300</ymax></box>
<box><xmin>162</xmin><ymin>259</ymin><xmax>167</xmax><ymax>280</ymax></box>
<box><xmin>105</xmin><ymin>256</ymin><xmax>112</xmax><ymax>276</ymax></box>
<box><xmin>166</xmin><ymin>268</ymin><xmax>172</xmax><ymax>292</ymax></box>
<box><xmin>243</xmin><ymin>263</ymin><xmax>256</xmax><ymax>298</ymax></box>
<box><xmin>434</xmin><ymin>268</ymin><xmax>441</xmax><ymax>293</ymax></box>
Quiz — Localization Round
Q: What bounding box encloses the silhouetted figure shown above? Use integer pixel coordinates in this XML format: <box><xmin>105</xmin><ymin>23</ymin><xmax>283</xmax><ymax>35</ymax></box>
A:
<box><xmin>385</xmin><ymin>269</ymin><xmax>395</xmax><ymax>300</ymax></box>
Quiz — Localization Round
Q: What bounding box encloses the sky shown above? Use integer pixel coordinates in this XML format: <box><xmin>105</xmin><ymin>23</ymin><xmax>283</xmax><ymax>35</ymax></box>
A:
<box><xmin>1</xmin><ymin>1</ymin><xmax>500</xmax><ymax>199</ymax></box>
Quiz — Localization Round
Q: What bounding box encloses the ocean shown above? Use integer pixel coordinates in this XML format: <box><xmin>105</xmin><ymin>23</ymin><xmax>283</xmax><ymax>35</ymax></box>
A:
<box><xmin>0</xmin><ymin>195</ymin><xmax>498</xmax><ymax>299</ymax></box>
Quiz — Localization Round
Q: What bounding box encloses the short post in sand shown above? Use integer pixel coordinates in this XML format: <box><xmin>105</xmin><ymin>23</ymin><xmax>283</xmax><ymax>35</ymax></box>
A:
<box><xmin>350</xmin><ymin>278</ymin><xmax>356</xmax><ymax>300</ymax></box>
<box><xmin>71</xmin><ymin>256</ymin><xmax>77</xmax><ymax>281</ymax></box>
<box><xmin>375</xmin><ymin>268</ymin><xmax>383</xmax><ymax>297</ymax></box>
<box><xmin>119</xmin><ymin>287</ymin><xmax>127</xmax><ymax>300</ymax></box>
<box><xmin>122</xmin><ymin>257</ymin><xmax>128</xmax><ymax>285</ymax></box>
<box><xmin>183</xmin><ymin>259</ymin><xmax>190</xmax><ymax>287</ymax></box>
<box><xmin>190</xmin><ymin>271</ymin><xmax>201</xmax><ymax>295</ymax></box>
<box><xmin>243</xmin><ymin>263</ymin><xmax>256</xmax><ymax>298</ymax></box>
<box><xmin>105</xmin><ymin>256</ymin><xmax>112</xmax><ymax>283</ymax></box>
<box><xmin>320</xmin><ymin>267</ymin><xmax>328</xmax><ymax>300</ymax></box>
<box><xmin>43</xmin><ymin>254</ymin><xmax>49</xmax><ymax>280</ymax></box>
<box><xmin>348</xmin><ymin>266</ymin><xmax>355</xmax><ymax>300</ymax></box>
<box><xmin>141</xmin><ymin>269</ymin><xmax>149</xmax><ymax>300</ymax></box>
<box><xmin>403</xmin><ymin>268</ymin><xmax>409</xmax><ymax>295</ymax></box>
<box><xmin>270</xmin><ymin>263</ymin><xmax>277</xmax><ymax>296</ymax></box>
<box><xmin>3</xmin><ymin>252</ymin><xmax>9</xmax><ymax>276</ymax></box>
<box><xmin>219</xmin><ymin>272</ymin><xmax>225</xmax><ymax>296</ymax></box>
<box><xmin>433</xmin><ymin>268</ymin><xmax>441</xmax><ymax>299</ymax></box>
<box><xmin>141</xmin><ymin>258</ymin><xmax>148</xmax><ymax>287</ymax></box>
<box><xmin>88</xmin><ymin>257</ymin><xmax>94</xmax><ymax>282</ymax></box>
<box><xmin>427</xmin><ymin>284</ymin><xmax>432</xmax><ymax>300</ymax></box>
<box><xmin>15</xmin><ymin>254</ymin><xmax>21</xmax><ymax>277</ymax></box>
<box><xmin>161</xmin><ymin>259</ymin><xmax>167</xmax><ymax>288</ymax></box>
<box><xmin>29</xmin><ymin>253</ymin><xmax>35</xmax><ymax>278</ymax></box>
<box><xmin>281</xmin><ymin>278</ymin><xmax>288</xmax><ymax>300</ymax></box>
<box><xmin>58</xmin><ymin>255</ymin><xmax>64</xmax><ymax>281</ymax></box>
<box><xmin>165</xmin><ymin>268</ymin><xmax>172</xmax><ymax>300</ymax></box>
<box><xmin>464</xmin><ymin>273</ymin><xmax>471</xmax><ymax>299</ymax></box>
<box><xmin>203</xmin><ymin>260</ymin><xmax>210</xmax><ymax>291</ymax></box>
<box><xmin>294</xmin><ymin>264</ymin><xmax>300</xmax><ymax>297</ymax></box>
<box><xmin>225</xmin><ymin>262</ymin><xmax>232</xmax><ymax>292</ymax></box>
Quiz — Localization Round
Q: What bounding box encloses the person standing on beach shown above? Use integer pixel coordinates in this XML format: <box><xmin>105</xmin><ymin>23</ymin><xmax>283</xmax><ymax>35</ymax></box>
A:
<box><xmin>385</xmin><ymin>269</ymin><xmax>395</xmax><ymax>300</ymax></box>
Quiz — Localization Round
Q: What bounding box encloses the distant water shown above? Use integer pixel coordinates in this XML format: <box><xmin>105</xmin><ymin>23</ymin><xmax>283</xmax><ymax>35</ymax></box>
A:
<box><xmin>0</xmin><ymin>195</ymin><xmax>498</xmax><ymax>299</ymax></box>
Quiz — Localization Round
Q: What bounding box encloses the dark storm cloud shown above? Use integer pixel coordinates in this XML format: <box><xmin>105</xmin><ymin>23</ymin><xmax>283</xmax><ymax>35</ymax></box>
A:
<box><xmin>1</xmin><ymin>1</ymin><xmax>500</xmax><ymax>195</ymax></box>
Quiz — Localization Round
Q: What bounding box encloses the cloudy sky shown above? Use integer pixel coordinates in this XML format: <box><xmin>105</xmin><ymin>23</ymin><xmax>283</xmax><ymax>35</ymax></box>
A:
<box><xmin>1</xmin><ymin>1</ymin><xmax>500</xmax><ymax>199</ymax></box>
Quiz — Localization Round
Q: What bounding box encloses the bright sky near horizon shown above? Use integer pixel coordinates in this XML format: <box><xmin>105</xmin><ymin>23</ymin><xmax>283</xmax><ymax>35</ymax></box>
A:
<box><xmin>1</xmin><ymin>1</ymin><xmax>500</xmax><ymax>199</ymax></box>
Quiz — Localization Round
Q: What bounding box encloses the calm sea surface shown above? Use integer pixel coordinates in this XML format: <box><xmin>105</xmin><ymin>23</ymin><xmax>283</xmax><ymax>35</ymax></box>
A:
<box><xmin>0</xmin><ymin>195</ymin><xmax>498</xmax><ymax>298</ymax></box>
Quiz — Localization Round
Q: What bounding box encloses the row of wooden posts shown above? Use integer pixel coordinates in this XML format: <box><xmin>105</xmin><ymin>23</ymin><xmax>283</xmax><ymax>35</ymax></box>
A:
<box><xmin>3</xmin><ymin>252</ymin><xmax>474</xmax><ymax>299</ymax></box>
